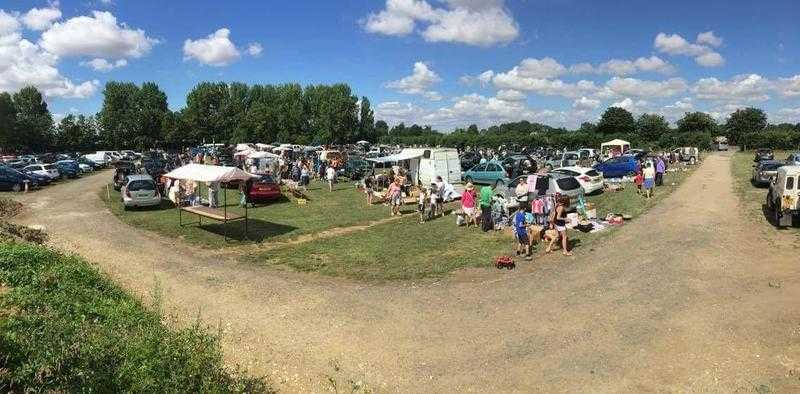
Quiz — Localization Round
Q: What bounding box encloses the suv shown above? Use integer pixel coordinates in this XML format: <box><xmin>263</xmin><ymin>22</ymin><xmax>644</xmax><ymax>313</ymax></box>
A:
<box><xmin>0</xmin><ymin>166</ymin><xmax>39</xmax><ymax>192</ymax></box>
<box><xmin>752</xmin><ymin>160</ymin><xmax>785</xmax><ymax>187</ymax></box>
<box><xmin>594</xmin><ymin>155</ymin><xmax>638</xmax><ymax>178</ymax></box>
<box><xmin>754</xmin><ymin>149</ymin><xmax>774</xmax><ymax>162</ymax></box>
<box><xmin>766</xmin><ymin>165</ymin><xmax>800</xmax><ymax>227</ymax></box>
<box><xmin>121</xmin><ymin>174</ymin><xmax>161</xmax><ymax>210</ymax></box>
<box><xmin>544</xmin><ymin>151</ymin><xmax>580</xmax><ymax>170</ymax></box>
<box><xmin>672</xmin><ymin>147</ymin><xmax>700</xmax><ymax>165</ymax></box>
<box><xmin>785</xmin><ymin>152</ymin><xmax>800</xmax><ymax>166</ymax></box>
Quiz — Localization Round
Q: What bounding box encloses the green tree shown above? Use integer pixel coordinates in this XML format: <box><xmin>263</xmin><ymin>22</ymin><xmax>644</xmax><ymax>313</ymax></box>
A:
<box><xmin>98</xmin><ymin>82</ymin><xmax>140</xmax><ymax>149</ymax></box>
<box><xmin>13</xmin><ymin>86</ymin><xmax>53</xmax><ymax>152</ymax></box>
<box><xmin>134</xmin><ymin>82</ymin><xmax>169</xmax><ymax>149</ymax></box>
<box><xmin>725</xmin><ymin>107</ymin><xmax>767</xmax><ymax>145</ymax></box>
<box><xmin>358</xmin><ymin>96</ymin><xmax>375</xmax><ymax>142</ymax></box>
<box><xmin>0</xmin><ymin>92</ymin><xmax>16</xmax><ymax>152</ymax></box>
<box><xmin>677</xmin><ymin>111</ymin><xmax>716</xmax><ymax>133</ymax></box>
<box><xmin>597</xmin><ymin>107</ymin><xmax>635</xmax><ymax>134</ymax></box>
<box><xmin>635</xmin><ymin>113</ymin><xmax>670</xmax><ymax>141</ymax></box>
<box><xmin>375</xmin><ymin>120</ymin><xmax>389</xmax><ymax>139</ymax></box>
<box><xmin>183</xmin><ymin>82</ymin><xmax>231</xmax><ymax>144</ymax></box>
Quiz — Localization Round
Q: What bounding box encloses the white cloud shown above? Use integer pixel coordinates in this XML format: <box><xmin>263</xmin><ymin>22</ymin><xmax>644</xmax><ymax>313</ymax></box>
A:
<box><xmin>696</xmin><ymin>31</ymin><xmax>722</xmax><ymax>47</ymax></box>
<box><xmin>660</xmin><ymin>98</ymin><xmax>694</xmax><ymax>121</ymax></box>
<box><xmin>22</xmin><ymin>6</ymin><xmax>61</xmax><ymax>31</ymax></box>
<box><xmin>493</xmin><ymin>67</ymin><xmax>598</xmax><ymax>98</ymax></box>
<box><xmin>517</xmin><ymin>57</ymin><xmax>566</xmax><ymax>79</ymax></box>
<box><xmin>375</xmin><ymin>101</ymin><xmax>426</xmax><ymax>123</ymax></box>
<box><xmin>692</xmin><ymin>74</ymin><xmax>771</xmax><ymax>103</ymax></box>
<box><xmin>459</xmin><ymin>70</ymin><xmax>494</xmax><ymax>87</ymax></box>
<box><xmin>654</xmin><ymin>32</ymin><xmax>725</xmax><ymax>67</ymax></box>
<box><xmin>496</xmin><ymin>89</ymin><xmax>525</xmax><ymax>101</ymax></box>
<box><xmin>0</xmin><ymin>10</ymin><xmax>20</xmax><ymax>34</ymax></box>
<box><xmin>362</xmin><ymin>0</ymin><xmax>519</xmax><ymax>47</ymax></box>
<box><xmin>385</xmin><ymin>61</ymin><xmax>442</xmax><ymax>100</ymax></box>
<box><xmin>183</xmin><ymin>28</ymin><xmax>241</xmax><ymax>66</ymax></box>
<box><xmin>774</xmin><ymin>108</ymin><xmax>800</xmax><ymax>124</ymax></box>
<box><xmin>776</xmin><ymin>75</ymin><xmax>800</xmax><ymax>97</ymax></box>
<box><xmin>246</xmin><ymin>42</ymin><xmax>263</xmax><ymax>57</ymax></box>
<box><xmin>573</xmin><ymin>96</ymin><xmax>600</xmax><ymax>110</ymax></box>
<box><xmin>604</xmin><ymin>77</ymin><xmax>688</xmax><ymax>98</ymax></box>
<box><xmin>570</xmin><ymin>56</ymin><xmax>675</xmax><ymax>77</ymax></box>
<box><xmin>40</xmin><ymin>11</ymin><xmax>156</xmax><ymax>59</ymax></box>
<box><xmin>0</xmin><ymin>31</ymin><xmax>99</xmax><ymax>98</ymax></box>
<box><xmin>80</xmin><ymin>58</ymin><xmax>127</xmax><ymax>72</ymax></box>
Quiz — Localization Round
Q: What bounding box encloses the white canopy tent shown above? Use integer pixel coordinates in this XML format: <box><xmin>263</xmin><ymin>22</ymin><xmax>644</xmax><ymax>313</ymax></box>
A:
<box><xmin>164</xmin><ymin>164</ymin><xmax>257</xmax><ymax>241</ymax></box>
<box><xmin>366</xmin><ymin>149</ymin><xmax>425</xmax><ymax>164</ymax></box>
<box><xmin>600</xmin><ymin>139</ymin><xmax>631</xmax><ymax>157</ymax></box>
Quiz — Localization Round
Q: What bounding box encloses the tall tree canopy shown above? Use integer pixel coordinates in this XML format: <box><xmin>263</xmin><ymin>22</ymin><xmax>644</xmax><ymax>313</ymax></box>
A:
<box><xmin>0</xmin><ymin>92</ymin><xmax>17</xmax><ymax>152</ymax></box>
<box><xmin>13</xmin><ymin>86</ymin><xmax>53</xmax><ymax>153</ymax></box>
<box><xmin>677</xmin><ymin>111</ymin><xmax>717</xmax><ymax>133</ymax></box>
<box><xmin>597</xmin><ymin>107</ymin><xmax>635</xmax><ymax>134</ymax></box>
<box><xmin>725</xmin><ymin>107</ymin><xmax>767</xmax><ymax>145</ymax></box>
<box><xmin>635</xmin><ymin>113</ymin><xmax>670</xmax><ymax>141</ymax></box>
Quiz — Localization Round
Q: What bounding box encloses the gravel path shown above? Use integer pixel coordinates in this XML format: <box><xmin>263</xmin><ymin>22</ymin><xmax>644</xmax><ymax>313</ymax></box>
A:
<box><xmin>12</xmin><ymin>153</ymin><xmax>800</xmax><ymax>392</ymax></box>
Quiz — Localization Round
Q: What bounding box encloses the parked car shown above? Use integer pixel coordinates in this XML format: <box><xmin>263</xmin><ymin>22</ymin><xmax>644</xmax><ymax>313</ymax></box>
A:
<box><xmin>766</xmin><ymin>165</ymin><xmax>800</xmax><ymax>227</ymax></box>
<box><xmin>247</xmin><ymin>174</ymin><xmax>282</xmax><ymax>202</ymax></box>
<box><xmin>6</xmin><ymin>161</ymin><xmax>27</xmax><ymax>171</ymax></box>
<box><xmin>785</xmin><ymin>152</ymin><xmax>800</xmax><ymax>166</ymax></box>
<box><xmin>500</xmin><ymin>154</ymin><xmax>537</xmax><ymax>179</ymax></box>
<box><xmin>55</xmin><ymin>160</ymin><xmax>81</xmax><ymax>178</ymax></box>
<box><xmin>23</xmin><ymin>163</ymin><xmax>60</xmax><ymax>180</ymax></box>
<box><xmin>462</xmin><ymin>161</ymin><xmax>510</xmax><ymax>187</ymax></box>
<box><xmin>77</xmin><ymin>156</ymin><xmax>100</xmax><ymax>170</ymax></box>
<box><xmin>459</xmin><ymin>151</ymin><xmax>482</xmax><ymax>170</ymax></box>
<box><xmin>577</xmin><ymin>148</ymin><xmax>599</xmax><ymax>161</ymax></box>
<box><xmin>552</xmin><ymin>166</ymin><xmax>604</xmax><ymax>194</ymax></box>
<box><xmin>544</xmin><ymin>151</ymin><xmax>580</xmax><ymax>170</ymax></box>
<box><xmin>21</xmin><ymin>169</ymin><xmax>51</xmax><ymax>186</ymax></box>
<box><xmin>752</xmin><ymin>160</ymin><xmax>785</xmax><ymax>186</ymax></box>
<box><xmin>338</xmin><ymin>158</ymin><xmax>371</xmax><ymax>180</ymax></box>
<box><xmin>121</xmin><ymin>174</ymin><xmax>161</xmax><ymax>210</ymax></box>
<box><xmin>593</xmin><ymin>155</ymin><xmax>638</xmax><ymax>178</ymax></box>
<box><xmin>754</xmin><ymin>148</ymin><xmax>774</xmax><ymax>162</ymax></box>
<box><xmin>495</xmin><ymin>173</ymin><xmax>583</xmax><ymax>211</ymax></box>
<box><xmin>672</xmin><ymin>147</ymin><xmax>700</xmax><ymax>165</ymax></box>
<box><xmin>0</xmin><ymin>166</ymin><xmax>39</xmax><ymax>192</ymax></box>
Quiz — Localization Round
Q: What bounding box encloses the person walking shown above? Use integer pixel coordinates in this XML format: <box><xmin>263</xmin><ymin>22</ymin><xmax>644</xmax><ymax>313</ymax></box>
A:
<box><xmin>479</xmin><ymin>184</ymin><xmax>494</xmax><ymax>232</ymax></box>
<box><xmin>513</xmin><ymin>203</ymin><xmax>532</xmax><ymax>260</ymax></box>
<box><xmin>364</xmin><ymin>174</ymin><xmax>375</xmax><ymax>205</ymax></box>
<box><xmin>300</xmin><ymin>163</ymin><xmax>310</xmax><ymax>187</ymax></box>
<box><xmin>655</xmin><ymin>156</ymin><xmax>666</xmax><ymax>186</ymax></box>
<box><xmin>461</xmin><ymin>182</ymin><xmax>477</xmax><ymax>227</ymax></box>
<box><xmin>325</xmin><ymin>165</ymin><xmax>336</xmax><ymax>192</ymax></box>
<box><xmin>642</xmin><ymin>161</ymin><xmax>656</xmax><ymax>199</ymax></box>
<box><xmin>388</xmin><ymin>179</ymin><xmax>402</xmax><ymax>216</ymax></box>
<box><xmin>547</xmin><ymin>196</ymin><xmax>573</xmax><ymax>256</ymax></box>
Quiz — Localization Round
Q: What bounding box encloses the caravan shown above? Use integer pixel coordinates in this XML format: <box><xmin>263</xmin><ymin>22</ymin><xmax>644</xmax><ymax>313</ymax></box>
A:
<box><xmin>368</xmin><ymin>148</ymin><xmax>462</xmax><ymax>186</ymax></box>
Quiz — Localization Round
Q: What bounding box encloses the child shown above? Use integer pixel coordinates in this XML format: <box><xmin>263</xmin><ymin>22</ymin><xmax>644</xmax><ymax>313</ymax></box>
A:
<box><xmin>427</xmin><ymin>184</ymin><xmax>438</xmax><ymax>221</ymax></box>
<box><xmin>513</xmin><ymin>204</ymin><xmax>532</xmax><ymax>260</ymax></box>
<box><xmin>418</xmin><ymin>187</ymin><xmax>427</xmax><ymax>224</ymax></box>
<box><xmin>634</xmin><ymin>171</ymin><xmax>643</xmax><ymax>195</ymax></box>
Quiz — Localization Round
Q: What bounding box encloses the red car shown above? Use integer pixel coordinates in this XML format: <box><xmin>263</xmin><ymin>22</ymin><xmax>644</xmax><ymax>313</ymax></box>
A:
<box><xmin>248</xmin><ymin>175</ymin><xmax>282</xmax><ymax>202</ymax></box>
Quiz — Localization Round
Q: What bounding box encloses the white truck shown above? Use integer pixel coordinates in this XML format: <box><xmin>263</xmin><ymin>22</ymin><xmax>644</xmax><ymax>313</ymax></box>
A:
<box><xmin>766</xmin><ymin>165</ymin><xmax>800</xmax><ymax>228</ymax></box>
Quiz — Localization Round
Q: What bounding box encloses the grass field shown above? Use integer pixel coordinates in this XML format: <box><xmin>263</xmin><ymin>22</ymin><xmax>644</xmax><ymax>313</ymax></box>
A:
<box><xmin>0</xmin><ymin>241</ymin><xmax>267</xmax><ymax>392</ymax></box>
<box><xmin>731</xmin><ymin>150</ymin><xmax>800</xmax><ymax>232</ymax></box>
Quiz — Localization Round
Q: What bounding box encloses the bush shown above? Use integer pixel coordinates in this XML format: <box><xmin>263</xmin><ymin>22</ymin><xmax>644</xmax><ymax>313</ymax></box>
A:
<box><xmin>0</xmin><ymin>242</ymin><xmax>269</xmax><ymax>393</ymax></box>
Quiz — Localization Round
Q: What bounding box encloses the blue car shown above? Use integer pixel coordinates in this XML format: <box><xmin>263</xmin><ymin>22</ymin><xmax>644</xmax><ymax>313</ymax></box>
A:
<box><xmin>462</xmin><ymin>160</ymin><xmax>511</xmax><ymax>187</ymax></box>
<box><xmin>594</xmin><ymin>155</ymin><xmax>638</xmax><ymax>178</ymax></box>
<box><xmin>0</xmin><ymin>166</ymin><xmax>40</xmax><ymax>191</ymax></box>
<box><xmin>54</xmin><ymin>160</ymin><xmax>81</xmax><ymax>179</ymax></box>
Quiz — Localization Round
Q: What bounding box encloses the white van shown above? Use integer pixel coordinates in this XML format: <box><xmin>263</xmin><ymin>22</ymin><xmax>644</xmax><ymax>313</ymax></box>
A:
<box><xmin>369</xmin><ymin>148</ymin><xmax>462</xmax><ymax>186</ymax></box>
<box><xmin>83</xmin><ymin>152</ymin><xmax>109</xmax><ymax>166</ymax></box>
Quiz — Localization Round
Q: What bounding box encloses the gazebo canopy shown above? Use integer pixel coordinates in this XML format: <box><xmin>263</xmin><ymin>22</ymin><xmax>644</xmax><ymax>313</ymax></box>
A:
<box><xmin>164</xmin><ymin>164</ymin><xmax>256</xmax><ymax>183</ymax></box>
<box><xmin>600</xmin><ymin>139</ymin><xmax>630</xmax><ymax>148</ymax></box>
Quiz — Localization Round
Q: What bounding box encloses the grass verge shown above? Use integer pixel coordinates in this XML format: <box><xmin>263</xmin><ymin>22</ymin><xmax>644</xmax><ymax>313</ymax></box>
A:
<box><xmin>0</xmin><ymin>241</ymin><xmax>269</xmax><ymax>392</ymax></box>
<box><xmin>731</xmin><ymin>150</ymin><xmax>800</xmax><ymax>232</ymax></box>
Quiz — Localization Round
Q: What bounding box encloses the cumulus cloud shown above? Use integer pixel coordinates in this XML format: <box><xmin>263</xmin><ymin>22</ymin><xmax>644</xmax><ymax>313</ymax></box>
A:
<box><xmin>374</xmin><ymin>101</ymin><xmax>426</xmax><ymax>123</ymax></box>
<box><xmin>80</xmin><ymin>58</ymin><xmax>127</xmax><ymax>72</ymax></box>
<box><xmin>610</xmin><ymin>97</ymin><xmax>649</xmax><ymax>113</ymax></box>
<box><xmin>570</xmin><ymin>56</ymin><xmax>675</xmax><ymax>76</ymax></box>
<box><xmin>604</xmin><ymin>77</ymin><xmax>688</xmax><ymax>98</ymax></box>
<box><xmin>362</xmin><ymin>0</ymin><xmax>519</xmax><ymax>47</ymax></box>
<box><xmin>776</xmin><ymin>75</ymin><xmax>800</xmax><ymax>97</ymax></box>
<box><xmin>492</xmin><ymin>67</ymin><xmax>598</xmax><ymax>98</ymax></box>
<box><xmin>692</xmin><ymin>74</ymin><xmax>771</xmax><ymax>103</ymax></box>
<box><xmin>573</xmin><ymin>96</ymin><xmax>600</xmax><ymax>110</ymax></box>
<box><xmin>654</xmin><ymin>32</ymin><xmax>725</xmax><ymax>67</ymax></box>
<box><xmin>496</xmin><ymin>89</ymin><xmax>525</xmax><ymax>101</ymax></box>
<box><xmin>22</xmin><ymin>6</ymin><xmax>61</xmax><ymax>31</ymax></box>
<box><xmin>385</xmin><ymin>61</ymin><xmax>442</xmax><ymax>100</ymax></box>
<box><xmin>0</xmin><ymin>10</ymin><xmax>21</xmax><ymax>34</ymax></box>
<box><xmin>517</xmin><ymin>57</ymin><xmax>567</xmax><ymax>79</ymax></box>
<box><xmin>246</xmin><ymin>42</ymin><xmax>263</xmax><ymax>57</ymax></box>
<box><xmin>774</xmin><ymin>107</ymin><xmax>800</xmax><ymax>124</ymax></box>
<box><xmin>660</xmin><ymin>98</ymin><xmax>694</xmax><ymax>121</ymax></box>
<box><xmin>0</xmin><ymin>28</ymin><xmax>99</xmax><ymax>98</ymax></box>
<box><xmin>183</xmin><ymin>28</ymin><xmax>241</xmax><ymax>66</ymax></box>
<box><xmin>40</xmin><ymin>11</ymin><xmax>156</xmax><ymax>59</ymax></box>
<box><xmin>459</xmin><ymin>70</ymin><xmax>494</xmax><ymax>87</ymax></box>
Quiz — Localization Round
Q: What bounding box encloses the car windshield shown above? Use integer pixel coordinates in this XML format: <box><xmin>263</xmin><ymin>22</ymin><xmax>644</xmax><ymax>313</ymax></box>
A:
<box><xmin>586</xmin><ymin>170</ymin><xmax>601</xmax><ymax>177</ymax></box>
<box><xmin>761</xmin><ymin>163</ymin><xmax>783</xmax><ymax>171</ymax></box>
<box><xmin>554</xmin><ymin>169</ymin><xmax>579</xmax><ymax>176</ymax></box>
<box><xmin>43</xmin><ymin>164</ymin><xmax>55</xmax><ymax>170</ymax></box>
<box><xmin>128</xmin><ymin>180</ymin><xmax>155</xmax><ymax>191</ymax></box>
<box><xmin>257</xmin><ymin>175</ymin><xmax>275</xmax><ymax>183</ymax></box>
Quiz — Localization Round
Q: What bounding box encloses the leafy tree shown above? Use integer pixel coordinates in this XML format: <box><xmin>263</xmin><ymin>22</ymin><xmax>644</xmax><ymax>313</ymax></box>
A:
<box><xmin>98</xmin><ymin>82</ymin><xmax>140</xmax><ymax>149</ymax></box>
<box><xmin>134</xmin><ymin>82</ymin><xmax>168</xmax><ymax>149</ymax></box>
<box><xmin>182</xmin><ymin>82</ymin><xmax>231</xmax><ymax>144</ymax></box>
<box><xmin>358</xmin><ymin>96</ymin><xmax>375</xmax><ymax>142</ymax></box>
<box><xmin>725</xmin><ymin>107</ymin><xmax>767</xmax><ymax>145</ymax></box>
<box><xmin>374</xmin><ymin>120</ymin><xmax>389</xmax><ymax>139</ymax></box>
<box><xmin>578</xmin><ymin>122</ymin><xmax>596</xmax><ymax>134</ymax></box>
<box><xmin>635</xmin><ymin>113</ymin><xmax>670</xmax><ymax>141</ymax></box>
<box><xmin>0</xmin><ymin>92</ymin><xmax>17</xmax><ymax>152</ymax></box>
<box><xmin>597</xmin><ymin>107</ymin><xmax>635</xmax><ymax>134</ymax></box>
<box><xmin>677</xmin><ymin>111</ymin><xmax>716</xmax><ymax>133</ymax></box>
<box><xmin>466</xmin><ymin>124</ymin><xmax>479</xmax><ymax>135</ymax></box>
<box><xmin>13</xmin><ymin>86</ymin><xmax>53</xmax><ymax>153</ymax></box>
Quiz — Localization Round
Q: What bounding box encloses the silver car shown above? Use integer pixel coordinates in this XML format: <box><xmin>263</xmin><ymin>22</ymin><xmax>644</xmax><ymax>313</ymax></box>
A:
<box><xmin>495</xmin><ymin>173</ymin><xmax>584</xmax><ymax>211</ymax></box>
<box><xmin>121</xmin><ymin>174</ymin><xmax>161</xmax><ymax>210</ymax></box>
<box><xmin>752</xmin><ymin>160</ymin><xmax>785</xmax><ymax>187</ymax></box>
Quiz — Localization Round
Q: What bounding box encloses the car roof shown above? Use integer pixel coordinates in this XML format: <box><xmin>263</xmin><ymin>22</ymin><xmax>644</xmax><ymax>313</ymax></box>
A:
<box><xmin>126</xmin><ymin>174</ymin><xmax>154</xmax><ymax>181</ymax></box>
<box><xmin>778</xmin><ymin>166</ymin><xmax>800</xmax><ymax>176</ymax></box>
<box><xmin>758</xmin><ymin>160</ymin><xmax>784</xmax><ymax>167</ymax></box>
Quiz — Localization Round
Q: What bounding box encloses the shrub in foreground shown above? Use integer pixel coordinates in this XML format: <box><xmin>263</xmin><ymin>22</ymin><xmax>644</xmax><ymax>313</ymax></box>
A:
<box><xmin>0</xmin><ymin>242</ymin><xmax>268</xmax><ymax>392</ymax></box>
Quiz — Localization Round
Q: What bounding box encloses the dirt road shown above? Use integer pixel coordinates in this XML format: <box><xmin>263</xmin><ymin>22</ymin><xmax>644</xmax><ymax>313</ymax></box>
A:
<box><xmin>13</xmin><ymin>154</ymin><xmax>800</xmax><ymax>392</ymax></box>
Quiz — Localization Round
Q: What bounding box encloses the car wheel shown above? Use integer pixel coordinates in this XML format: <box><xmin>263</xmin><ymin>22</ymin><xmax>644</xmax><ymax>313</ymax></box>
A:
<box><xmin>774</xmin><ymin>206</ymin><xmax>783</xmax><ymax>227</ymax></box>
<box><xmin>11</xmin><ymin>183</ymin><xmax>21</xmax><ymax>193</ymax></box>
<box><xmin>689</xmin><ymin>157</ymin><xmax>696</xmax><ymax>165</ymax></box>
<box><xmin>61</xmin><ymin>173</ymin><xmax>67</xmax><ymax>180</ymax></box>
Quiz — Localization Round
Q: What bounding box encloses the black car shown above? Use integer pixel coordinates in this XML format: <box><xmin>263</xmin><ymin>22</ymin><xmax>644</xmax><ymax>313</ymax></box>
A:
<box><xmin>460</xmin><ymin>151</ymin><xmax>482</xmax><ymax>170</ymax></box>
<box><xmin>754</xmin><ymin>148</ymin><xmax>774</xmax><ymax>162</ymax></box>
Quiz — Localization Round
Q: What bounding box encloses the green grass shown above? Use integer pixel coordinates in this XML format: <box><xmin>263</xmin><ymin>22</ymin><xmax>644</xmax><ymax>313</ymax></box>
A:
<box><xmin>0</xmin><ymin>241</ymin><xmax>268</xmax><ymax>392</ymax></box>
<box><xmin>248</xmin><ymin>167</ymin><xmax>695</xmax><ymax>280</ymax></box>
<box><xmin>101</xmin><ymin>179</ymin><xmax>388</xmax><ymax>248</ymax></box>
<box><xmin>731</xmin><ymin>150</ymin><xmax>800</xmax><ymax>232</ymax></box>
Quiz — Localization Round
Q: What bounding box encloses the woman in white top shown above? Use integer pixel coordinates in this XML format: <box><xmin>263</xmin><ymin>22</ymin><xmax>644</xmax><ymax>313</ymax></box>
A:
<box><xmin>642</xmin><ymin>162</ymin><xmax>656</xmax><ymax>199</ymax></box>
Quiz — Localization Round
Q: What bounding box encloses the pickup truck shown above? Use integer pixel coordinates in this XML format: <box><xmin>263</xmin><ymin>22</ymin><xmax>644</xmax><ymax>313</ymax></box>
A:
<box><xmin>766</xmin><ymin>165</ymin><xmax>800</xmax><ymax>227</ymax></box>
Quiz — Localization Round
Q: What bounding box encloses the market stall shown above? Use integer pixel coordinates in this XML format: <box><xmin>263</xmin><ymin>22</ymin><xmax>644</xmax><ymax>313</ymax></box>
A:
<box><xmin>164</xmin><ymin>163</ymin><xmax>256</xmax><ymax>241</ymax></box>
<box><xmin>600</xmin><ymin>139</ymin><xmax>631</xmax><ymax>158</ymax></box>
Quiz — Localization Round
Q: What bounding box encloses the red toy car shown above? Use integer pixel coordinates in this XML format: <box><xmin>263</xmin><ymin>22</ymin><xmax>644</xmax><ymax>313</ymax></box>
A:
<box><xmin>247</xmin><ymin>175</ymin><xmax>282</xmax><ymax>202</ymax></box>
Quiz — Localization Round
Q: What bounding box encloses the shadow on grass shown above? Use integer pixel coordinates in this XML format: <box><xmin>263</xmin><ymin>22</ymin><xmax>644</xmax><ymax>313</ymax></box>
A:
<box><xmin>197</xmin><ymin>218</ymin><xmax>297</xmax><ymax>242</ymax></box>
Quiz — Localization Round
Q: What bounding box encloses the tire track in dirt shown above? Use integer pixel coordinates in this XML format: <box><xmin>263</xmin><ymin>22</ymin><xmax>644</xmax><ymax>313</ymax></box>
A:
<box><xmin>11</xmin><ymin>154</ymin><xmax>800</xmax><ymax>392</ymax></box>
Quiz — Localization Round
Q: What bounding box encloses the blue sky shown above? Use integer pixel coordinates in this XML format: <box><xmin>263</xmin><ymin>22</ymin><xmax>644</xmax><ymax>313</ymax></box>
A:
<box><xmin>2</xmin><ymin>0</ymin><xmax>799</xmax><ymax>130</ymax></box>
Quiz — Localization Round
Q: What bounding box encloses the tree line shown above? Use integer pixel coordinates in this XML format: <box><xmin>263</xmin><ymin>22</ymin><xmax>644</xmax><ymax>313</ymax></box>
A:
<box><xmin>0</xmin><ymin>82</ymin><xmax>380</xmax><ymax>153</ymax></box>
<box><xmin>380</xmin><ymin>106</ymin><xmax>800</xmax><ymax>150</ymax></box>
<box><xmin>1</xmin><ymin>82</ymin><xmax>799</xmax><ymax>154</ymax></box>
